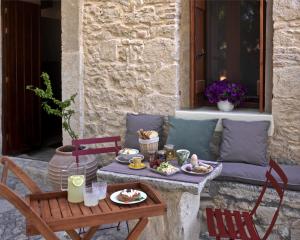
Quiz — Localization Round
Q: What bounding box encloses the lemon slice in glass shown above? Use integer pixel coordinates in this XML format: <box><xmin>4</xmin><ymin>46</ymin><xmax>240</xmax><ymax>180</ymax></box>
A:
<box><xmin>71</xmin><ymin>175</ymin><xmax>84</xmax><ymax>187</ymax></box>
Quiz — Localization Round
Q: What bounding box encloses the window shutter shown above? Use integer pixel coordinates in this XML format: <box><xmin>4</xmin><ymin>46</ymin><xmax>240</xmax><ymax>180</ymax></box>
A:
<box><xmin>190</xmin><ymin>0</ymin><xmax>206</xmax><ymax>108</ymax></box>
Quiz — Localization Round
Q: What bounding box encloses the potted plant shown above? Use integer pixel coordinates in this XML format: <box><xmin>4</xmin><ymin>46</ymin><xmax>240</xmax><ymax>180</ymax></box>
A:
<box><xmin>205</xmin><ymin>80</ymin><xmax>246</xmax><ymax>111</ymax></box>
<box><xmin>27</xmin><ymin>73</ymin><xmax>97</xmax><ymax>190</ymax></box>
<box><xmin>27</xmin><ymin>72</ymin><xmax>78</xmax><ymax>146</ymax></box>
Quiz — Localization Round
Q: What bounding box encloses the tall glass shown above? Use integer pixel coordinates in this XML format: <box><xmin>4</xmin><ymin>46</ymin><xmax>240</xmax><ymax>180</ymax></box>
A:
<box><xmin>83</xmin><ymin>186</ymin><xmax>98</xmax><ymax>207</ymax></box>
<box><xmin>92</xmin><ymin>181</ymin><xmax>107</xmax><ymax>200</ymax></box>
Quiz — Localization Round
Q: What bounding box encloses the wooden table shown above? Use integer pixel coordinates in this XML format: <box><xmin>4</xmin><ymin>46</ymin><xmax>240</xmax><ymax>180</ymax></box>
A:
<box><xmin>26</xmin><ymin>182</ymin><xmax>166</xmax><ymax>240</ymax></box>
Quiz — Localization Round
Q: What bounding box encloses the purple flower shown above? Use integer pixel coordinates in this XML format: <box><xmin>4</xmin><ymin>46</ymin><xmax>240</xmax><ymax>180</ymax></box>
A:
<box><xmin>205</xmin><ymin>80</ymin><xmax>246</xmax><ymax>106</ymax></box>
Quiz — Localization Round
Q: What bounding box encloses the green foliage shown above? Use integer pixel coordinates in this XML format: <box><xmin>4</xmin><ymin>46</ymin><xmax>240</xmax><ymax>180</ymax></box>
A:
<box><xmin>27</xmin><ymin>72</ymin><xmax>78</xmax><ymax>140</ymax></box>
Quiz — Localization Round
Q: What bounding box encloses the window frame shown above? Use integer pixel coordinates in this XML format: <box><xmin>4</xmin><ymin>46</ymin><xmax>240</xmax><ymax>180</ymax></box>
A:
<box><xmin>190</xmin><ymin>0</ymin><xmax>266</xmax><ymax>112</ymax></box>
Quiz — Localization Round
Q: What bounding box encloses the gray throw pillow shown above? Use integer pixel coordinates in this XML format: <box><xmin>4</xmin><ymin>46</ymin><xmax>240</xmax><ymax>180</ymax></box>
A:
<box><xmin>219</xmin><ymin>119</ymin><xmax>270</xmax><ymax>166</ymax></box>
<box><xmin>167</xmin><ymin>117</ymin><xmax>218</xmax><ymax>160</ymax></box>
<box><xmin>124</xmin><ymin>113</ymin><xmax>164</xmax><ymax>150</ymax></box>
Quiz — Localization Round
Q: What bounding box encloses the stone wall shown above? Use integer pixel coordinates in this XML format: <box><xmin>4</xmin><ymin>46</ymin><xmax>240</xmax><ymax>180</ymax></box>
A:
<box><xmin>62</xmin><ymin>0</ymin><xmax>85</xmax><ymax>145</ymax></box>
<box><xmin>270</xmin><ymin>0</ymin><xmax>300</xmax><ymax>164</ymax></box>
<box><xmin>80</xmin><ymin>0</ymin><xmax>300</xmax><ymax>164</ymax></box>
<box><xmin>82</xmin><ymin>0</ymin><xmax>180</xmax><ymax>140</ymax></box>
<box><xmin>178</xmin><ymin>0</ymin><xmax>190</xmax><ymax>108</ymax></box>
<box><xmin>200</xmin><ymin>181</ymin><xmax>300</xmax><ymax>239</ymax></box>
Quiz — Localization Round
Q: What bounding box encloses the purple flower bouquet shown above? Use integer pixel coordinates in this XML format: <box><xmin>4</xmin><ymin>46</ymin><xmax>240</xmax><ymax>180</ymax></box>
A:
<box><xmin>205</xmin><ymin>80</ymin><xmax>246</xmax><ymax>106</ymax></box>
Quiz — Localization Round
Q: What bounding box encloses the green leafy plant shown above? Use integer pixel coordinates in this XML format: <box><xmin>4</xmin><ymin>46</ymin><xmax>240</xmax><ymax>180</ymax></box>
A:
<box><xmin>27</xmin><ymin>72</ymin><xmax>78</xmax><ymax>140</ymax></box>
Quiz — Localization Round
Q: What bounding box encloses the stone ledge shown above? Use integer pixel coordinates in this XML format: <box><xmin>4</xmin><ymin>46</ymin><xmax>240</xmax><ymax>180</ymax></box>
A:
<box><xmin>176</xmin><ymin>109</ymin><xmax>274</xmax><ymax>136</ymax></box>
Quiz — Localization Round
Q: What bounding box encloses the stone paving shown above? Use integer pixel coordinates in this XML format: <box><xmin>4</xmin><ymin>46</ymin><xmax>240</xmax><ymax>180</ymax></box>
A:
<box><xmin>0</xmin><ymin>157</ymin><xmax>127</xmax><ymax>240</ymax></box>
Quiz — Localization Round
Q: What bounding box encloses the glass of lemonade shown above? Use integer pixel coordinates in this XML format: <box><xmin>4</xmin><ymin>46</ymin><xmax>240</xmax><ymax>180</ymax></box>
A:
<box><xmin>92</xmin><ymin>181</ymin><xmax>107</xmax><ymax>200</ymax></box>
<box><xmin>83</xmin><ymin>186</ymin><xmax>98</xmax><ymax>207</ymax></box>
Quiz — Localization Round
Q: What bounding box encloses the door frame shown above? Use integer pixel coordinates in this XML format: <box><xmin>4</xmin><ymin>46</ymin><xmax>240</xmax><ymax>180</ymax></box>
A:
<box><xmin>0</xmin><ymin>0</ymin><xmax>85</xmax><ymax>154</ymax></box>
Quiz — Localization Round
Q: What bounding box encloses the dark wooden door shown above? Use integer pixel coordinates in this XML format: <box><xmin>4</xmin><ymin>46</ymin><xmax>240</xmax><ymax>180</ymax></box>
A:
<box><xmin>190</xmin><ymin>0</ymin><xmax>206</xmax><ymax>107</ymax></box>
<box><xmin>2</xmin><ymin>0</ymin><xmax>41</xmax><ymax>155</ymax></box>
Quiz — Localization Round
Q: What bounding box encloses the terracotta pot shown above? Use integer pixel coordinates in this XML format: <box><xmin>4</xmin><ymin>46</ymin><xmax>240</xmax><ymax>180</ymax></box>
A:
<box><xmin>48</xmin><ymin>145</ymin><xmax>98</xmax><ymax>191</ymax></box>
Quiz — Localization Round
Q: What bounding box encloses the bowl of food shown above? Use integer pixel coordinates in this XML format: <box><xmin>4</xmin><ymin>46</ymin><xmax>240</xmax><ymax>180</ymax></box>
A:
<box><xmin>118</xmin><ymin>148</ymin><xmax>140</xmax><ymax>160</ymax></box>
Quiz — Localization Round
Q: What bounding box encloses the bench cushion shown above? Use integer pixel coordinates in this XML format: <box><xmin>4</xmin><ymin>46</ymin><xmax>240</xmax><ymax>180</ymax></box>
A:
<box><xmin>216</xmin><ymin>162</ymin><xmax>300</xmax><ymax>191</ymax></box>
<box><xmin>167</xmin><ymin>117</ymin><xmax>218</xmax><ymax>160</ymax></box>
<box><xmin>219</xmin><ymin>119</ymin><xmax>270</xmax><ymax>166</ymax></box>
<box><xmin>124</xmin><ymin>113</ymin><xmax>164</xmax><ymax>150</ymax></box>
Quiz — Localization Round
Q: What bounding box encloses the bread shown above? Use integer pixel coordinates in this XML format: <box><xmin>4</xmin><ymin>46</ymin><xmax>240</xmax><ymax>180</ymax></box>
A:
<box><xmin>193</xmin><ymin>165</ymin><xmax>210</xmax><ymax>173</ymax></box>
<box><xmin>137</xmin><ymin>129</ymin><xmax>158</xmax><ymax>139</ymax></box>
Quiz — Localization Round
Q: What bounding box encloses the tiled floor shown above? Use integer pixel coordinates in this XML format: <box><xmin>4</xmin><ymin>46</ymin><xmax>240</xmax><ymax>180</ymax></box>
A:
<box><xmin>0</xmin><ymin>157</ymin><xmax>127</xmax><ymax>240</ymax></box>
<box><xmin>17</xmin><ymin>147</ymin><xmax>56</xmax><ymax>162</ymax></box>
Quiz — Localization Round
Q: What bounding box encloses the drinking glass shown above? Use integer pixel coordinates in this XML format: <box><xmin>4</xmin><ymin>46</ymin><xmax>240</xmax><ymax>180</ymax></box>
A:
<box><xmin>176</xmin><ymin>149</ymin><xmax>190</xmax><ymax>166</ymax></box>
<box><xmin>83</xmin><ymin>186</ymin><xmax>98</xmax><ymax>207</ymax></box>
<box><xmin>164</xmin><ymin>144</ymin><xmax>176</xmax><ymax>161</ymax></box>
<box><xmin>92</xmin><ymin>181</ymin><xmax>107</xmax><ymax>200</ymax></box>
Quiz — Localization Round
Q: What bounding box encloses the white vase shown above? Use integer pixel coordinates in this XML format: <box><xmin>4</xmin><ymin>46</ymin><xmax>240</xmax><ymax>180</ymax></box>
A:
<box><xmin>217</xmin><ymin>100</ymin><xmax>234</xmax><ymax>112</ymax></box>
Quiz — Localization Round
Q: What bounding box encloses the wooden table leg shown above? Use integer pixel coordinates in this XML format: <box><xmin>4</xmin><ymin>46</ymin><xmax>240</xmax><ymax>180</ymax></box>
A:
<box><xmin>82</xmin><ymin>226</ymin><xmax>100</xmax><ymax>240</ymax></box>
<box><xmin>126</xmin><ymin>218</ymin><xmax>149</xmax><ymax>240</ymax></box>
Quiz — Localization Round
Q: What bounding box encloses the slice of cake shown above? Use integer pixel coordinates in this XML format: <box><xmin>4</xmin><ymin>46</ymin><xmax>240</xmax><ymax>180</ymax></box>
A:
<box><xmin>117</xmin><ymin>189</ymin><xmax>141</xmax><ymax>202</ymax></box>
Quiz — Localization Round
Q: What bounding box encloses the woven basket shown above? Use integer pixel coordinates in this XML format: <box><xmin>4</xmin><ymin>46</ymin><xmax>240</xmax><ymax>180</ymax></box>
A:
<box><xmin>139</xmin><ymin>137</ymin><xmax>159</xmax><ymax>160</ymax></box>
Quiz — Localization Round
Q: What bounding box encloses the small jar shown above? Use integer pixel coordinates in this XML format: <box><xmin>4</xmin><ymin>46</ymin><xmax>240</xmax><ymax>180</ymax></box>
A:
<box><xmin>157</xmin><ymin>150</ymin><xmax>166</xmax><ymax>162</ymax></box>
<box><xmin>148</xmin><ymin>150</ymin><xmax>156</xmax><ymax>162</ymax></box>
<box><xmin>148</xmin><ymin>151</ymin><xmax>159</xmax><ymax>168</ymax></box>
<box><xmin>164</xmin><ymin>144</ymin><xmax>176</xmax><ymax>161</ymax></box>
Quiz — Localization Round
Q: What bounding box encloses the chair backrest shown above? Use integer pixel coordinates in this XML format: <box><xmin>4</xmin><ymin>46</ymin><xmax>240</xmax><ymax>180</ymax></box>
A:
<box><xmin>0</xmin><ymin>156</ymin><xmax>42</xmax><ymax>193</ymax></box>
<box><xmin>72</xmin><ymin>136</ymin><xmax>122</xmax><ymax>163</ymax></box>
<box><xmin>250</xmin><ymin>159</ymin><xmax>288</xmax><ymax>240</ymax></box>
<box><xmin>0</xmin><ymin>157</ymin><xmax>59</xmax><ymax>240</ymax></box>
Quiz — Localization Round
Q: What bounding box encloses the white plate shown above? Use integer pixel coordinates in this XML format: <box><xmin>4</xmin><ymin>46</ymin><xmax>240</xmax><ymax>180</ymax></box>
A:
<box><xmin>181</xmin><ymin>163</ymin><xmax>213</xmax><ymax>175</ymax></box>
<box><xmin>110</xmin><ymin>190</ymin><xmax>147</xmax><ymax>205</ymax></box>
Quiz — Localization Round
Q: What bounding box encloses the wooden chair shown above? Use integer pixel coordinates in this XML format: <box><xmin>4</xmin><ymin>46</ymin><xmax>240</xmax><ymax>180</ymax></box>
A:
<box><xmin>72</xmin><ymin>136</ymin><xmax>122</xmax><ymax>164</ymax></box>
<box><xmin>205</xmin><ymin>159</ymin><xmax>288</xmax><ymax>240</ymax></box>
<box><xmin>0</xmin><ymin>156</ymin><xmax>60</xmax><ymax>240</ymax></box>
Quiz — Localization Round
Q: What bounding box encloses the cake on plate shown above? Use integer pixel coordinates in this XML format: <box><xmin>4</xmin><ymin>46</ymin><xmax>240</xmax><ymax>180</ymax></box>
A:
<box><xmin>117</xmin><ymin>189</ymin><xmax>141</xmax><ymax>202</ymax></box>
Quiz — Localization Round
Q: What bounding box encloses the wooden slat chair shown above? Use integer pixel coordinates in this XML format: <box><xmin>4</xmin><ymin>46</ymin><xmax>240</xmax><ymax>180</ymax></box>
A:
<box><xmin>72</xmin><ymin>136</ymin><xmax>122</xmax><ymax>164</ymax></box>
<box><xmin>206</xmin><ymin>159</ymin><xmax>288</xmax><ymax>240</ymax></box>
<box><xmin>0</xmin><ymin>156</ymin><xmax>60</xmax><ymax>240</ymax></box>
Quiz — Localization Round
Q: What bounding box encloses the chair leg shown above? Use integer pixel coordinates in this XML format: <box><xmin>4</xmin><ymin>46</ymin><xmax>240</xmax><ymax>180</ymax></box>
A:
<box><xmin>126</xmin><ymin>221</ymin><xmax>130</xmax><ymax>234</ymax></box>
<box><xmin>117</xmin><ymin>221</ymin><xmax>121</xmax><ymax>231</ymax></box>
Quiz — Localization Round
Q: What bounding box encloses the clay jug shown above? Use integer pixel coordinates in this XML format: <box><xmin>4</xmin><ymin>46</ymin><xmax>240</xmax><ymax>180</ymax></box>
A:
<box><xmin>48</xmin><ymin>145</ymin><xmax>97</xmax><ymax>191</ymax></box>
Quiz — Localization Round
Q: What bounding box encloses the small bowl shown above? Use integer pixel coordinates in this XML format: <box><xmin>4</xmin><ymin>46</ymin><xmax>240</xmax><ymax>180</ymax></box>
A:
<box><xmin>118</xmin><ymin>148</ymin><xmax>139</xmax><ymax>159</ymax></box>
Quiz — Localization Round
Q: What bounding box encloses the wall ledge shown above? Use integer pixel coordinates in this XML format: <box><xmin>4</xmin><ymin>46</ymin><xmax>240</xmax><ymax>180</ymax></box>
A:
<box><xmin>176</xmin><ymin>108</ymin><xmax>274</xmax><ymax>136</ymax></box>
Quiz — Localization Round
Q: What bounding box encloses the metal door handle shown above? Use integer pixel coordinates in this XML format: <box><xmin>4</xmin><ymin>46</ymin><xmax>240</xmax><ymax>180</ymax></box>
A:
<box><xmin>196</xmin><ymin>49</ymin><xmax>206</xmax><ymax>59</ymax></box>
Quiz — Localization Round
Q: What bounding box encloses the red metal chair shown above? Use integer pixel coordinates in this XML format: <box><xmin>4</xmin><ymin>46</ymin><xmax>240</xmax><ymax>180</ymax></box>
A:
<box><xmin>71</xmin><ymin>136</ymin><xmax>124</xmax><ymax>233</ymax></box>
<box><xmin>206</xmin><ymin>159</ymin><xmax>288</xmax><ymax>240</ymax></box>
<box><xmin>72</xmin><ymin>136</ymin><xmax>122</xmax><ymax>164</ymax></box>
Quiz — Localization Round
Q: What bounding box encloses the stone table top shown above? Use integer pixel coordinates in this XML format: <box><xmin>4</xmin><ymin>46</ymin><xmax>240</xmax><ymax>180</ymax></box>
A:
<box><xmin>97</xmin><ymin>162</ymin><xmax>222</xmax><ymax>195</ymax></box>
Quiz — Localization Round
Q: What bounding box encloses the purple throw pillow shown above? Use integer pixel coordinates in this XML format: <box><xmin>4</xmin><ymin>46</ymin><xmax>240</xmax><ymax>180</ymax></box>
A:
<box><xmin>124</xmin><ymin>113</ymin><xmax>164</xmax><ymax>150</ymax></box>
<box><xmin>219</xmin><ymin>119</ymin><xmax>270</xmax><ymax>166</ymax></box>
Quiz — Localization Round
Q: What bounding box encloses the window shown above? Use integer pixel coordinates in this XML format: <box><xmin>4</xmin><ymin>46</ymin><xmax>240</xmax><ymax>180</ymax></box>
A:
<box><xmin>190</xmin><ymin>0</ymin><xmax>267</xmax><ymax>111</ymax></box>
